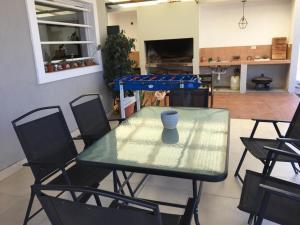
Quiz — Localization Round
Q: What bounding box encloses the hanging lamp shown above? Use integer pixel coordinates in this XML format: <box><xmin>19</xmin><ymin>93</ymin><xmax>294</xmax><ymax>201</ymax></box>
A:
<box><xmin>239</xmin><ymin>0</ymin><xmax>248</xmax><ymax>29</ymax></box>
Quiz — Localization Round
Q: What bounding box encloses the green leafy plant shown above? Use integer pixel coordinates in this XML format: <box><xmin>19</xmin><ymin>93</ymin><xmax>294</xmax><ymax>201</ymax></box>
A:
<box><xmin>102</xmin><ymin>31</ymin><xmax>135</xmax><ymax>89</ymax></box>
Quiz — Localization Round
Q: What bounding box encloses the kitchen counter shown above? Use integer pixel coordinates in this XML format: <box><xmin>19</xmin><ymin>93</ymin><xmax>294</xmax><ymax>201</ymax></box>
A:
<box><xmin>200</xmin><ymin>59</ymin><xmax>291</xmax><ymax>67</ymax></box>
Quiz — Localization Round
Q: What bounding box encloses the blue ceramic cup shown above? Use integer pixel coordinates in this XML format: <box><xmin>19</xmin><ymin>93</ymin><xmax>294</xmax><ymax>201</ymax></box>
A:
<box><xmin>161</xmin><ymin>110</ymin><xmax>178</xmax><ymax>129</ymax></box>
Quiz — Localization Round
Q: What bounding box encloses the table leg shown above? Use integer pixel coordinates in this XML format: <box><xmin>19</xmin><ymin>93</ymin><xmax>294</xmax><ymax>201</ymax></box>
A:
<box><xmin>193</xmin><ymin>180</ymin><xmax>203</xmax><ymax>225</ymax></box>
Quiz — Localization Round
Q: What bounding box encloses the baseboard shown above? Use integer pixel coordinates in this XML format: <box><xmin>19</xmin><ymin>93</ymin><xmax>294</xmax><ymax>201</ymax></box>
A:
<box><xmin>0</xmin><ymin>129</ymin><xmax>81</xmax><ymax>182</ymax></box>
<box><xmin>0</xmin><ymin>158</ymin><xmax>27</xmax><ymax>182</ymax></box>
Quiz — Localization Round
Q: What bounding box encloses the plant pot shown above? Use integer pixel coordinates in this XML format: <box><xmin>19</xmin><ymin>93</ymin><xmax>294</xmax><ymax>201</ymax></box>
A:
<box><xmin>125</xmin><ymin>103</ymin><xmax>135</xmax><ymax>118</ymax></box>
<box><xmin>47</xmin><ymin>64</ymin><xmax>54</xmax><ymax>73</ymax></box>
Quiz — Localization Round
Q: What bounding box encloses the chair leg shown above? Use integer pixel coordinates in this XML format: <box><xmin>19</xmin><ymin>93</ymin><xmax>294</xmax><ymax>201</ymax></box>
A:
<box><xmin>290</xmin><ymin>162</ymin><xmax>299</xmax><ymax>174</ymax></box>
<box><xmin>234</xmin><ymin>149</ymin><xmax>248</xmax><ymax>182</ymax></box>
<box><xmin>266</xmin><ymin>160</ymin><xmax>276</xmax><ymax>176</ymax></box>
<box><xmin>121</xmin><ymin>171</ymin><xmax>134</xmax><ymax>197</ymax></box>
<box><xmin>23</xmin><ymin>191</ymin><xmax>35</xmax><ymax>225</ymax></box>
<box><xmin>248</xmin><ymin>214</ymin><xmax>254</xmax><ymax>225</ymax></box>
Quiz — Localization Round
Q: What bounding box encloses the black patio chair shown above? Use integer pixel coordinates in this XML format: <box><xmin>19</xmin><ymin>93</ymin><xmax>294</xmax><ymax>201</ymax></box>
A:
<box><xmin>33</xmin><ymin>184</ymin><xmax>196</xmax><ymax>225</ymax></box>
<box><xmin>69</xmin><ymin>94</ymin><xmax>125</xmax><ymax>148</ymax></box>
<box><xmin>234</xmin><ymin>102</ymin><xmax>300</xmax><ymax>183</ymax></box>
<box><xmin>70</xmin><ymin>94</ymin><xmax>148</xmax><ymax>197</ymax></box>
<box><xmin>197</xmin><ymin>74</ymin><xmax>213</xmax><ymax>107</ymax></box>
<box><xmin>238</xmin><ymin>146</ymin><xmax>300</xmax><ymax>225</ymax></box>
<box><xmin>12</xmin><ymin>106</ymin><xmax>112</xmax><ymax>225</ymax></box>
<box><xmin>169</xmin><ymin>88</ymin><xmax>209</xmax><ymax>108</ymax></box>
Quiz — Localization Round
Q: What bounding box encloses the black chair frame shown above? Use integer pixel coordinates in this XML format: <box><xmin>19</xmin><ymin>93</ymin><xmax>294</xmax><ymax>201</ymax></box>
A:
<box><xmin>241</xmin><ymin>146</ymin><xmax>300</xmax><ymax>225</ymax></box>
<box><xmin>70</xmin><ymin>94</ymin><xmax>148</xmax><ymax>197</ymax></box>
<box><xmin>169</xmin><ymin>88</ymin><xmax>209</xmax><ymax>108</ymax></box>
<box><xmin>234</xmin><ymin>115</ymin><xmax>300</xmax><ymax>183</ymax></box>
<box><xmin>197</xmin><ymin>74</ymin><xmax>213</xmax><ymax>107</ymax></box>
<box><xmin>12</xmin><ymin>106</ymin><xmax>110</xmax><ymax>225</ymax></box>
<box><xmin>33</xmin><ymin>184</ymin><xmax>196</xmax><ymax>225</ymax></box>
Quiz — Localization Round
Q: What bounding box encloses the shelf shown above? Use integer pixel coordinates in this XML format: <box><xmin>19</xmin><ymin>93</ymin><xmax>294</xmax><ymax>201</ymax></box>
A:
<box><xmin>40</xmin><ymin>41</ymin><xmax>95</xmax><ymax>45</ymax></box>
<box><xmin>146</xmin><ymin>62</ymin><xmax>193</xmax><ymax>68</ymax></box>
<box><xmin>213</xmin><ymin>87</ymin><xmax>240</xmax><ymax>93</ymax></box>
<box><xmin>200</xmin><ymin>59</ymin><xmax>291</xmax><ymax>67</ymax></box>
<box><xmin>246</xmin><ymin>88</ymin><xmax>287</xmax><ymax>93</ymax></box>
<box><xmin>35</xmin><ymin>0</ymin><xmax>89</xmax><ymax>12</ymax></box>
<box><xmin>38</xmin><ymin>20</ymin><xmax>92</xmax><ymax>28</ymax></box>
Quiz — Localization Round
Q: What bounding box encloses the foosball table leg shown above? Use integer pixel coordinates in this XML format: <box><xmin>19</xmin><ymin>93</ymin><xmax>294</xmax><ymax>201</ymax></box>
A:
<box><xmin>120</xmin><ymin>84</ymin><xmax>126</xmax><ymax>119</ymax></box>
<box><xmin>134</xmin><ymin>91</ymin><xmax>141</xmax><ymax>112</ymax></box>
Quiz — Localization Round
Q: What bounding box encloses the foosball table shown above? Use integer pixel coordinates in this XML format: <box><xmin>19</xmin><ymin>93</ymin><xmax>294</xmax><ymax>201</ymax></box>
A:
<box><xmin>114</xmin><ymin>74</ymin><xmax>201</xmax><ymax>118</ymax></box>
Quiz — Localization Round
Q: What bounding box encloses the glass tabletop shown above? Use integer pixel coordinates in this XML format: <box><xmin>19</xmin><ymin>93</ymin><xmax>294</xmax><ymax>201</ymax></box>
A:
<box><xmin>77</xmin><ymin>107</ymin><xmax>230</xmax><ymax>181</ymax></box>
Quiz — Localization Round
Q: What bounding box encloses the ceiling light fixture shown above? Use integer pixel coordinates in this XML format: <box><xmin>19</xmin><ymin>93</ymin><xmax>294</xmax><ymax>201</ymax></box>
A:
<box><xmin>238</xmin><ymin>0</ymin><xmax>248</xmax><ymax>29</ymax></box>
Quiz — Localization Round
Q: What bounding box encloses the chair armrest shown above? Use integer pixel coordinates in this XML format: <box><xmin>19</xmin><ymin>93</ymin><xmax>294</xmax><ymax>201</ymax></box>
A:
<box><xmin>179</xmin><ymin>198</ymin><xmax>196</xmax><ymax>225</ymax></box>
<box><xmin>259</xmin><ymin>184</ymin><xmax>300</xmax><ymax>202</ymax></box>
<box><xmin>251</xmin><ymin>119</ymin><xmax>290</xmax><ymax>123</ymax></box>
<box><xmin>108</xmin><ymin>118</ymin><xmax>126</xmax><ymax>124</ymax></box>
<box><xmin>72</xmin><ymin>135</ymin><xmax>83</xmax><ymax>140</ymax></box>
<box><xmin>23</xmin><ymin>161</ymin><xmax>65</xmax><ymax>169</ymax></box>
<box><xmin>277</xmin><ymin>138</ymin><xmax>300</xmax><ymax>144</ymax></box>
<box><xmin>249</xmin><ymin>119</ymin><xmax>289</xmax><ymax>138</ymax></box>
<box><xmin>264</xmin><ymin>146</ymin><xmax>300</xmax><ymax>161</ymax></box>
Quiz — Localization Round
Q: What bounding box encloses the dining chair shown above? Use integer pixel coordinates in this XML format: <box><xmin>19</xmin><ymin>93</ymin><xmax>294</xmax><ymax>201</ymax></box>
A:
<box><xmin>69</xmin><ymin>94</ymin><xmax>148</xmax><ymax>197</ymax></box>
<box><xmin>12</xmin><ymin>106</ymin><xmax>111</xmax><ymax>225</ymax></box>
<box><xmin>197</xmin><ymin>74</ymin><xmax>213</xmax><ymax>107</ymax></box>
<box><xmin>234</xmin><ymin>102</ymin><xmax>300</xmax><ymax>183</ymax></box>
<box><xmin>238</xmin><ymin>147</ymin><xmax>300</xmax><ymax>225</ymax></box>
<box><xmin>33</xmin><ymin>184</ymin><xmax>196</xmax><ymax>225</ymax></box>
<box><xmin>169</xmin><ymin>88</ymin><xmax>209</xmax><ymax>108</ymax></box>
<box><xmin>69</xmin><ymin>94</ymin><xmax>124</xmax><ymax>148</ymax></box>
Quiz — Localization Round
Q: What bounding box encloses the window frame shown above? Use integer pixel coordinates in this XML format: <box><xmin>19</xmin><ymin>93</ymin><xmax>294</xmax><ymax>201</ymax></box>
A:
<box><xmin>25</xmin><ymin>0</ymin><xmax>102</xmax><ymax>84</ymax></box>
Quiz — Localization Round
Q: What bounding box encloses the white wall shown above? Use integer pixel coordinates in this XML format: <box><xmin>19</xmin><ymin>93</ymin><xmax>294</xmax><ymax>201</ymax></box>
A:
<box><xmin>199</xmin><ymin>0</ymin><xmax>292</xmax><ymax>47</ymax></box>
<box><xmin>108</xmin><ymin>11</ymin><xmax>139</xmax><ymax>50</ymax></box>
<box><xmin>136</xmin><ymin>2</ymin><xmax>200</xmax><ymax>74</ymax></box>
<box><xmin>289</xmin><ymin>0</ymin><xmax>300</xmax><ymax>87</ymax></box>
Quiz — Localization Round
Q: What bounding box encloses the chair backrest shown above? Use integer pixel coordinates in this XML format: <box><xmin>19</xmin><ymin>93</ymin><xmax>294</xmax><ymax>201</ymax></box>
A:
<box><xmin>238</xmin><ymin>170</ymin><xmax>300</xmax><ymax>225</ymax></box>
<box><xmin>285</xmin><ymin>102</ymin><xmax>300</xmax><ymax>149</ymax></box>
<box><xmin>12</xmin><ymin>106</ymin><xmax>77</xmax><ymax>182</ymax></box>
<box><xmin>169</xmin><ymin>88</ymin><xmax>209</xmax><ymax>107</ymax></box>
<box><xmin>33</xmin><ymin>185</ymin><xmax>162</xmax><ymax>225</ymax></box>
<box><xmin>70</xmin><ymin>94</ymin><xmax>111</xmax><ymax>147</ymax></box>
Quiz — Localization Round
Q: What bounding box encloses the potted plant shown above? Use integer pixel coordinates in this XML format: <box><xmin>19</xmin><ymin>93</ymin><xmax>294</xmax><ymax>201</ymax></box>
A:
<box><xmin>102</xmin><ymin>31</ymin><xmax>136</xmax><ymax>117</ymax></box>
<box><xmin>45</xmin><ymin>52</ymin><xmax>54</xmax><ymax>73</ymax></box>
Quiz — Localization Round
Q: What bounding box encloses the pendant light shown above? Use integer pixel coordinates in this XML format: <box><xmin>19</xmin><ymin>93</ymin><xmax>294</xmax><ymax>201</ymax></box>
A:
<box><xmin>239</xmin><ymin>0</ymin><xmax>248</xmax><ymax>29</ymax></box>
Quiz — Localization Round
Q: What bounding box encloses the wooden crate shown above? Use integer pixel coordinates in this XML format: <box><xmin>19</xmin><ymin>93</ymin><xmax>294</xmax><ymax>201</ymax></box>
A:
<box><xmin>272</xmin><ymin>37</ymin><xmax>287</xmax><ymax>60</ymax></box>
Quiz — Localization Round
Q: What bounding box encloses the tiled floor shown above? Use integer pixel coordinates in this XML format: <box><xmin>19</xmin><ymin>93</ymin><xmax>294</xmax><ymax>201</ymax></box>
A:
<box><xmin>0</xmin><ymin>119</ymin><xmax>297</xmax><ymax>225</ymax></box>
<box><xmin>143</xmin><ymin>92</ymin><xmax>299</xmax><ymax>120</ymax></box>
<box><xmin>214</xmin><ymin>93</ymin><xmax>299</xmax><ymax>120</ymax></box>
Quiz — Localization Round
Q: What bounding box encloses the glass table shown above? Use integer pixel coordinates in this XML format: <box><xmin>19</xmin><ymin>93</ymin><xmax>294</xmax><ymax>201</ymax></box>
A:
<box><xmin>77</xmin><ymin>106</ymin><xmax>230</xmax><ymax>225</ymax></box>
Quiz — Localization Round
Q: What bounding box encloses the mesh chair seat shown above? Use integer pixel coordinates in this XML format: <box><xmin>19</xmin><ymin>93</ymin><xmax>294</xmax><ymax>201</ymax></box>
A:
<box><xmin>109</xmin><ymin>201</ymin><xmax>182</xmax><ymax>225</ymax></box>
<box><xmin>238</xmin><ymin>170</ymin><xmax>300</xmax><ymax>225</ymax></box>
<box><xmin>49</xmin><ymin>163</ymin><xmax>111</xmax><ymax>187</ymax></box>
<box><xmin>169</xmin><ymin>88</ymin><xmax>209</xmax><ymax>108</ymax></box>
<box><xmin>241</xmin><ymin>137</ymin><xmax>299</xmax><ymax>162</ymax></box>
<box><xmin>34</xmin><ymin>185</ymin><xmax>196</xmax><ymax>225</ymax></box>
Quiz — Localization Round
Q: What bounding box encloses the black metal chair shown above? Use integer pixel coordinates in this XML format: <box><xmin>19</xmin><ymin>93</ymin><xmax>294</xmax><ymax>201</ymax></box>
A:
<box><xmin>238</xmin><ymin>146</ymin><xmax>300</xmax><ymax>225</ymax></box>
<box><xmin>197</xmin><ymin>74</ymin><xmax>213</xmax><ymax>107</ymax></box>
<box><xmin>169</xmin><ymin>88</ymin><xmax>209</xmax><ymax>108</ymax></box>
<box><xmin>69</xmin><ymin>94</ymin><xmax>124</xmax><ymax>148</ymax></box>
<box><xmin>234</xmin><ymin>102</ymin><xmax>300</xmax><ymax>182</ymax></box>
<box><xmin>12</xmin><ymin>106</ymin><xmax>112</xmax><ymax>225</ymax></box>
<box><xmin>33</xmin><ymin>184</ymin><xmax>196</xmax><ymax>225</ymax></box>
<box><xmin>70</xmin><ymin>94</ymin><xmax>148</xmax><ymax>197</ymax></box>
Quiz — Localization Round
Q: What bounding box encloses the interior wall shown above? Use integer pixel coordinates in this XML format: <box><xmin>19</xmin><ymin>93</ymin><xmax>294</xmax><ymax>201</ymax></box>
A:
<box><xmin>136</xmin><ymin>2</ymin><xmax>200</xmax><ymax>74</ymax></box>
<box><xmin>199</xmin><ymin>0</ymin><xmax>292</xmax><ymax>47</ymax></box>
<box><xmin>0</xmin><ymin>0</ymin><xmax>111</xmax><ymax>171</ymax></box>
<box><xmin>108</xmin><ymin>10</ymin><xmax>139</xmax><ymax>50</ymax></box>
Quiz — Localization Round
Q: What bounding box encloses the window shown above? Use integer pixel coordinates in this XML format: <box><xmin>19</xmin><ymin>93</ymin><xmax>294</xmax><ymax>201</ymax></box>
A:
<box><xmin>26</xmin><ymin>0</ymin><xmax>102</xmax><ymax>84</ymax></box>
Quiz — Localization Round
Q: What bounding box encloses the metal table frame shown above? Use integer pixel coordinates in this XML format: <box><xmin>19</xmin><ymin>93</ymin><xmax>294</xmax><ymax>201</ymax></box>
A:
<box><xmin>77</xmin><ymin>107</ymin><xmax>230</xmax><ymax>225</ymax></box>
